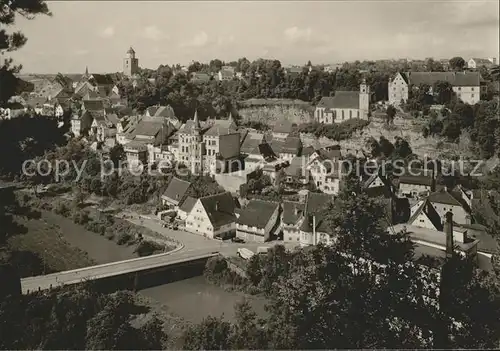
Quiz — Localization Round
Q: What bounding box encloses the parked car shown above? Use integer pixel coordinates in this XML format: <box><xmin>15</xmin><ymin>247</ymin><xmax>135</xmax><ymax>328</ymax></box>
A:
<box><xmin>232</xmin><ymin>237</ymin><xmax>245</xmax><ymax>243</ymax></box>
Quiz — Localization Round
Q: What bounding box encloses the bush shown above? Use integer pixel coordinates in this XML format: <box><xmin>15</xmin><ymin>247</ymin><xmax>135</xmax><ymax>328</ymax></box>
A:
<box><xmin>298</xmin><ymin>119</ymin><xmax>370</xmax><ymax>141</ymax></box>
<box><xmin>72</xmin><ymin>210</ymin><xmax>90</xmax><ymax>225</ymax></box>
<box><xmin>134</xmin><ymin>240</ymin><xmax>165</xmax><ymax>257</ymax></box>
<box><xmin>117</xmin><ymin>233</ymin><xmax>134</xmax><ymax>245</ymax></box>
<box><xmin>54</xmin><ymin>201</ymin><xmax>70</xmax><ymax>217</ymax></box>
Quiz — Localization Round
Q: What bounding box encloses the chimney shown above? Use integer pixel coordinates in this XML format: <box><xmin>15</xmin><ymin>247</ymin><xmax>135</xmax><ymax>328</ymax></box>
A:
<box><xmin>312</xmin><ymin>215</ymin><xmax>317</xmax><ymax>245</ymax></box>
<box><xmin>444</xmin><ymin>211</ymin><xmax>454</xmax><ymax>258</ymax></box>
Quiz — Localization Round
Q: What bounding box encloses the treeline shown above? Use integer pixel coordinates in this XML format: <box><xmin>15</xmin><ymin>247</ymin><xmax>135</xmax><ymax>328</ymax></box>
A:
<box><xmin>118</xmin><ymin>58</ymin><xmax>398</xmax><ymax>121</ymax></box>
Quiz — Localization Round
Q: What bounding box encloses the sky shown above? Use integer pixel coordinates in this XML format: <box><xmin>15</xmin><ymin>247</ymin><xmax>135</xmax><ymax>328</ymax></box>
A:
<box><xmin>6</xmin><ymin>0</ymin><xmax>500</xmax><ymax>73</ymax></box>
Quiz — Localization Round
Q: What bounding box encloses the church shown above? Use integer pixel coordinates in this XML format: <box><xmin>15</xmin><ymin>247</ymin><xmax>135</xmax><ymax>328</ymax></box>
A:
<box><xmin>314</xmin><ymin>80</ymin><xmax>371</xmax><ymax>124</ymax></box>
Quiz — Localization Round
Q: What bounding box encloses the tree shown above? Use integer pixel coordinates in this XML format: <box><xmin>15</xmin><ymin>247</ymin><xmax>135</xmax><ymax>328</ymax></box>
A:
<box><xmin>449</xmin><ymin>57</ymin><xmax>466</xmax><ymax>71</ymax></box>
<box><xmin>0</xmin><ymin>0</ymin><xmax>51</xmax><ymax>105</ymax></box>
<box><xmin>386</xmin><ymin>105</ymin><xmax>397</xmax><ymax>124</ymax></box>
<box><xmin>230</xmin><ymin>301</ymin><xmax>268</xmax><ymax>349</ymax></box>
<box><xmin>433</xmin><ymin>81</ymin><xmax>454</xmax><ymax>105</ymax></box>
<box><xmin>109</xmin><ymin>144</ymin><xmax>125</xmax><ymax>168</ymax></box>
<box><xmin>183</xmin><ymin>316</ymin><xmax>232</xmax><ymax>350</ymax></box>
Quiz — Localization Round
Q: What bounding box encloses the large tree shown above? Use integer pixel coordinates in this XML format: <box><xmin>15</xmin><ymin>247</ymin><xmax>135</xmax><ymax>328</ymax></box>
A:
<box><xmin>449</xmin><ymin>57</ymin><xmax>466</xmax><ymax>71</ymax></box>
<box><xmin>0</xmin><ymin>0</ymin><xmax>51</xmax><ymax>105</ymax></box>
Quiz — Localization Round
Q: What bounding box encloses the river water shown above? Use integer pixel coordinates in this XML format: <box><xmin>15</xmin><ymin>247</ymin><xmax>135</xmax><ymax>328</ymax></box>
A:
<box><xmin>43</xmin><ymin>211</ymin><xmax>267</xmax><ymax>323</ymax></box>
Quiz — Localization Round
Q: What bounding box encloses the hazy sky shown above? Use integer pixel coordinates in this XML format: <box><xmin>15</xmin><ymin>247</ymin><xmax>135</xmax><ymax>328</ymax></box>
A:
<box><xmin>6</xmin><ymin>0</ymin><xmax>500</xmax><ymax>73</ymax></box>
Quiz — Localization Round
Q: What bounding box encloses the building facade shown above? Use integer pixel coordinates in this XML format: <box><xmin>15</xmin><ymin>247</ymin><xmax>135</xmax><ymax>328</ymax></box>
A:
<box><xmin>123</xmin><ymin>47</ymin><xmax>139</xmax><ymax>77</ymax></box>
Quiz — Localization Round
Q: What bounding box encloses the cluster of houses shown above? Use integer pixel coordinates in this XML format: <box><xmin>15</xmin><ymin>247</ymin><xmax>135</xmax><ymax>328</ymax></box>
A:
<box><xmin>158</xmin><ymin>158</ymin><xmax>496</xmax><ymax>271</ymax></box>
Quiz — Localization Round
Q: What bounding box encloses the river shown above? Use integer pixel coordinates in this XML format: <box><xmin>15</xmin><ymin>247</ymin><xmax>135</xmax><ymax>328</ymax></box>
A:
<box><xmin>42</xmin><ymin>210</ymin><xmax>267</xmax><ymax>323</ymax></box>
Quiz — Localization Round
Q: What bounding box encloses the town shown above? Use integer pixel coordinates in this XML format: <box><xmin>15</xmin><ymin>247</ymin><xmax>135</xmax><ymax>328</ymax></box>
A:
<box><xmin>1</xmin><ymin>0</ymin><xmax>500</xmax><ymax>350</ymax></box>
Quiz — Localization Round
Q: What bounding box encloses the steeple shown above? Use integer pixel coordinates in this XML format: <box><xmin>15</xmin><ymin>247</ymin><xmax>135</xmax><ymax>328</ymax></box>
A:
<box><xmin>228</xmin><ymin>112</ymin><xmax>234</xmax><ymax>123</ymax></box>
<box><xmin>85</xmin><ymin>66</ymin><xmax>89</xmax><ymax>76</ymax></box>
<box><xmin>193</xmin><ymin>109</ymin><xmax>201</xmax><ymax>130</ymax></box>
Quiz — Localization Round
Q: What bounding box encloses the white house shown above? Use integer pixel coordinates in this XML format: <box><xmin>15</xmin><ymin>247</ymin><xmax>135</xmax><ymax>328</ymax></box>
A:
<box><xmin>282</xmin><ymin>201</ymin><xmax>304</xmax><ymax>244</ymax></box>
<box><xmin>399</xmin><ymin>175</ymin><xmax>435</xmax><ymax>198</ymax></box>
<box><xmin>315</xmin><ymin>81</ymin><xmax>370</xmax><ymax>124</ymax></box>
<box><xmin>388</xmin><ymin>71</ymin><xmax>482</xmax><ymax>106</ymax></box>
<box><xmin>236</xmin><ymin>200</ymin><xmax>280</xmax><ymax>242</ymax></box>
<box><xmin>307</xmin><ymin>156</ymin><xmax>341</xmax><ymax>195</ymax></box>
<box><xmin>467</xmin><ymin>58</ymin><xmax>496</xmax><ymax>69</ymax></box>
<box><xmin>185</xmin><ymin>192</ymin><xmax>237</xmax><ymax>239</ymax></box>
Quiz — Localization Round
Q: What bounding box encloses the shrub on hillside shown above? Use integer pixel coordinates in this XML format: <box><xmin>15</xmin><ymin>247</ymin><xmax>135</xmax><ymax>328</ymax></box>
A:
<box><xmin>134</xmin><ymin>240</ymin><xmax>165</xmax><ymax>257</ymax></box>
<box><xmin>72</xmin><ymin>210</ymin><xmax>90</xmax><ymax>225</ymax></box>
<box><xmin>53</xmin><ymin>201</ymin><xmax>70</xmax><ymax>217</ymax></box>
<box><xmin>298</xmin><ymin>119</ymin><xmax>370</xmax><ymax>141</ymax></box>
<box><xmin>117</xmin><ymin>232</ymin><xmax>135</xmax><ymax>246</ymax></box>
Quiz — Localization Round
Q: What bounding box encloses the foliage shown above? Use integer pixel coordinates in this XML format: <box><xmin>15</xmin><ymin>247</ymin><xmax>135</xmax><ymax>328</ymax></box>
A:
<box><xmin>134</xmin><ymin>240</ymin><xmax>165</xmax><ymax>257</ymax></box>
<box><xmin>298</xmin><ymin>118</ymin><xmax>370</xmax><ymax>141</ymax></box>
<box><xmin>0</xmin><ymin>288</ymin><xmax>166</xmax><ymax>350</ymax></box>
<box><xmin>0</xmin><ymin>0</ymin><xmax>51</xmax><ymax>105</ymax></box>
<box><xmin>183</xmin><ymin>316</ymin><xmax>232</xmax><ymax>350</ymax></box>
<box><xmin>449</xmin><ymin>57</ymin><xmax>466</xmax><ymax>71</ymax></box>
<box><xmin>386</xmin><ymin>105</ymin><xmax>396</xmax><ymax>124</ymax></box>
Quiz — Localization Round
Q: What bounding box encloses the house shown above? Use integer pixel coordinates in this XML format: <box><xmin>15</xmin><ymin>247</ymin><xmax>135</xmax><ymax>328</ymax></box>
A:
<box><xmin>362</xmin><ymin>168</ymin><xmax>393</xmax><ymax>198</ymax></box>
<box><xmin>272</xmin><ymin>119</ymin><xmax>294</xmax><ymax>140</ymax></box>
<box><xmin>240</xmin><ymin>131</ymin><xmax>266</xmax><ymax>155</ymax></box>
<box><xmin>236</xmin><ymin>200</ymin><xmax>280</xmax><ymax>242</ymax></box>
<box><xmin>277</xmin><ymin>135</ymin><xmax>302</xmax><ymax>161</ymax></box>
<box><xmin>284</xmin><ymin>156</ymin><xmax>309</xmax><ymax>187</ymax></box>
<box><xmin>217</xmin><ymin>66</ymin><xmax>235</xmax><ymax>81</ymax></box>
<box><xmin>315</xmin><ymin>81</ymin><xmax>370</xmax><ymax>124</ymax></box>
<box><xmin>285</xmin><ymin>66</ymin><xmax>304</xmax><ymax>79</ymax></box>
<box><xmin>191</xmin><ymin>72</ymin><xmax>212</xmax><ymax>83</ymax></box>
<box><xmin>176</xmin><ymin>112</ymin><xmax>241</xmax><ymax>175</ymax></box>
<box><xmin>398</xmin><ymin>174</ymin><xmax>435</xmax><ymax>198</ymax></box>
<box><xmin>426</xmin><ymin>189</ymin><xmax>472</xmax><ymax>225</ymax></box>
<box><xmin>282</xmin><ymin>201</ymin><xmax>305</xmax><ymax>244</ymax></box>
<box><xmin>185</xmin><ymin>192</ymin><xmax>237</xmax><ymax>239</ymax></box>
<box><xmin>178</xmin><ymin>196</ymin><xmax>197</xmax><ymax>220</ymax></box>
<box><xmin>408</xmin><ymin>198</ymin><xmax>443</xmax><ymax>231</ymax></box>
<box><xmin>307</xmin><ymin>152</ymin><xmax>341</xmax><ymax>195</ymax></box>
<box><xmin>161</xmin><ymin>177</ymin><xmax>192</xmax><ymax>209</ymax></box>
<box><xmin>388</xmin><ymin>71</ymin><xmax>482</xmax><ymax>106</ymax></box>
<box><xmin>467</xmin><ymin>58</ymin><xmax>496</xmax><ymax>69</ymax></box>
<box><xmin>298</xmin><ymin>192</ymin><xmax>334</xmax><ymax>247</ymax></box>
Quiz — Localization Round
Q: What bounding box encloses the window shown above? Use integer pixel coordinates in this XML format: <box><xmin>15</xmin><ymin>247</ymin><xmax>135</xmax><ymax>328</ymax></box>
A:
<box><xmin>471</xmin><ymin>87</ymin><xmax>474</xmax><ymax>91</ymax></box>
<box><xmin>458</xmin><ymin>87</ymin><xmax>461</xmax><ymax>91</ymax></box>
<box><xmin>471</xmin><ymin>94</ymin><xmax>474</xmax><ymax>98</ymax></box>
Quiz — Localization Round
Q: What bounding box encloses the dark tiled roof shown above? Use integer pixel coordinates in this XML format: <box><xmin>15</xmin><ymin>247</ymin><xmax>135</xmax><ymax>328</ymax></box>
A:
<box><xmin>408</xmin><ymin>199</ymin><xmax>443</xmax><ymax>231</ymax></box>
<box><xmin>252</xmin><ymin>143</ymin><xmax>276</xmax><ymax>160</ymax></box>
<box><xmin>403</xmin><ymin>71</ymin><xmax>481</xmax><ymax>87</ymax></box>
<box><xmin>89</xmin><ymin>74</ymin><xmax>115</xmax><ymax>86</ymax></box>
<box><xmin>428</xmin><ymin>190</ymin><xmax>463</xmax><ymax>207</ymax></box>
<box><xmin>218</xmin><ymin>133</ymin><xmax>241</xmax><ymax>159</ymax></box>
<box><xmin>399</xmin><ymin>175</ymin><xmax>433</xmax><ymax>187</ymax></box>
<box><xmin>200</xmin><ymin>192</ymin><xmax>237</xmax><ymax>227</ymax></box>
<box><xmin>179</xmin><ymin>196</ymin><xmax>197</xmax><ymax>213</ymax></box>
<box><xmin>317</xmin><ymin>91</ymin><xmax>360</xmax><ymax>110</ymax></box>
<box><xmin>299</xmin><ymin>215</ymin><xmax>329</xmax><ymax>233</ymax></box>
<box><xmin>284</xmin><ymin>156</ymin><xmax>305</xmax><ymax>177</ymax></box>
<box><xmin>282</xmin><ymin>201</ymin><xmax>304</xmax><ymax>225</ymax></box>
<box><xmin>273</xmin><ymin>119</ymin><xmax>294</xmax><ymax>134</ymax></box>
<box><xmin>305</xmin><ymin>192</ymin><xmax>332</xmax><ymax>216</ymax></box>
<box><xmin>83</xmin><ymin>99</ymin><xmax>105</xmax><ymax>111</ymax></box>
<box><xmin>191</xmin><ymin>72</ymin><xmax>211</xmax><ymax>82</ymax></box>
<box><xmin>302</xmin><ymin>146</ymin><xmax>315</xmax><ymax>157</ymax></box>
<box><xmin>241</xmin><ymin>132</ymin><xmax>265</xmax><ymax>154</ymax></box>
<box><xmin>204</xmin><ymin>119</ymin><xmax>237</xmax><ymax>136</ymax></box>
<box><xmin>237</xmin><ymin>200</ymin><xmax>279</xmax><ymax>229</ymax></box>
<box><xmin>162</xmin><ymin>177</ymin><xmax>192</xmax><ymax>206</ymax></box>
<box><xmin>280</xmin><ymin>135</ymin><xmax>302</xmax><ymax>154</ymax></box>
<box><xmin>154</xmin><ymin>105</ymin><xmax>176</xmax><ymax>118</ymax></box>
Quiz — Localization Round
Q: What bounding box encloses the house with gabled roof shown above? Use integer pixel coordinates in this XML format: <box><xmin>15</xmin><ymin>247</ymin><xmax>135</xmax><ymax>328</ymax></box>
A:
<box><xmin>236</xmin><ymin>200</ymin><xmax>280</xmax><ymax>242</ymax></box>
<box><xmin>398</xmin><ymin>174</ymin><xmax>435</xmax><ymax>198</ymax></box>
<box><xmin>315</xmin><ymin>81</ymin><xmax>370</xmax><ymax>124</ymax></box>
<box><xmin>388</xmin><ymin>71</ymin><xmax>483</xmax><ymax>106</ymax></box>
<box><xmin>282</xmin><ymin>201</ymin><xmax>305</xmax><ymax>243</ymax></box>
<box><xmin>185</xmin><ymin>191</ymin><xmax>237</xmax><ymax>239</ymax></box>
<box><xmin>467</xmin><ymin>57</ymin><xmax>496</xmax><ymax>69</ymax></box>
<box><xmin>298</xmin><ymin>192</ymin><xmax>334</xmax><ymax>246</ymax></box>
<box><xmin>426</xmin><ymin>189</ymin><xmax>472</xmax><ymax>225</ymax></box>
<box><xmin>178</xmin><ymin>196</ymin><xmax>197</xmax><ymax>220</ymax></box>
<box><xmin>272</xmin><ymin>119</ymin><xmax>294</xmax><ymax>140</ymax></box>
<box><xmin>284</xmin><ymin>156</ymin><xmax>309</xmax><ymax>187</ymax></box>
<box><xmin>161</xmin><ymin>177</ymin><xmax>192</xmax><ymax>209</ymax></box>
<box><xmin>307</xmin><ymin>152</ymin><xmax>341</xmax><ymax>195</ymax></box>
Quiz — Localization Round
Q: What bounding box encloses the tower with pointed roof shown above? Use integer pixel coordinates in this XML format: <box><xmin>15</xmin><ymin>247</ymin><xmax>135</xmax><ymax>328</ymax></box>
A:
<box><xmin>190</xmin><ymin>109</ymin><xmax>204</xmax><ymax>175</ymax></box>
<box><xmin>123</xmin><ymin>46</ymin><xmax>139</xmax><ymax>77</ymax></box>
<box><xmin>359</xmin><ymin>78</ymin><xmax>370</xmax><ymax>119</ymax></box>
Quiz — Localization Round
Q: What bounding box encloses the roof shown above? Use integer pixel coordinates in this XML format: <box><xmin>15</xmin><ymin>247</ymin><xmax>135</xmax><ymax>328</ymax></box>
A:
<box><xmin>154</xmin><ymin>105</ymin><xmax>176</xmax><ymax>118</ymax></box>
<box><xmin>241</xmin><ymin>132</ymin><xmax>265</xmax><ymax>154</ymax></box>
<box><xmin>273</xmin><ymin>119</ymin><xmax>294</xmax><ymax>134</ymax></box>
<box><xmin>403</xmin><ymin>71</ymin><xmax>481</xmax><ymax>87</ymax></box>
<box><xmin>471</xmin><ymin>58</ymin><xmax>493</xmax><ymax>65</ymax></box>
<box><xmin>132</xmin><ymin>118</ymin><xmax>165</xmax><ymax>138</ymax></box>
<box><xmin>305</xmin><ymin>192</ymin><xmax>332</xmax><ymax>216</ymax></box>
<box><xmin>317</xmin><ymin>91</ymin><xmax>360</xmax><ymax>110</ymax></box>
<box><xmin>162</xmin><ymin>177</ymin><xmax>192</xmax><ymax>206</ymax></box>
<box><xmin>408</xmin><ymin>199</ymin><xmax>443</xmax><ymax>231</ymax></box>
<box><xmin>127</xmin><ymin>47</ymin><xmax>135</xmax><ymax>54</ymax></box>
<box><xmin>299</xmin><ymin>214</ymin><xmax>330</xmax><ymax>233</ymax></box>
<box><xmin>399</xmin><ymin>175</ymin><xmax>433</xmax><ymax>187</ymax></box>
<box><xmin>191</xmin><ymin>72</ymin><xmax>211</xmax><ymax>82</ymax></box>
<box><xmin>392</xmin><ymin>224</ymin><xmax>479</xmax><ymax>252</ymax></box>
<box><xmin>26</xmin><ymin>96</ymin><xmax>48</xmax><ymax>107</ymax></box>
<box><xmin>219</xmin><ymin>69</ymin><xmax>234</xmax><ymax>78</ymax></box>
<box><xmin>237</xmin><ymin>200</ymin><xmax>279</xmax><ymax>229</ymax></box>
<box><xmin>89</xmin><ymin>74</ymin><xmax>115</xmax><ymax>86</ymax></box>
<box><xmin>284</xmin><ymin>156</ymin><xmax>305</xmax><ymax>177</ymax></box>
<box><xmin>83</xmin><ymin>99</ymin><xmax>105</xmax><ymax>111</ymax></box>
<box><xmin>178</xmin><ymin>119</ymin><xmax>209</xmax><ymax>135</ymax></box>
<box><xmin>427</xmin><ymin>190</ymin><xmax>463</xmax><ymax>207</ymax></box>
<box><xmin>251</xmin><ymin>143</ymin><xmax>276</xmax><ymax>160</ymax></box>
<box><xmin>204</xmin><ymin>119</ymin><xmax>237</xmax><ymax>137</ymax></box>
<box><xmin>282</xmin><ymin>201</ymin><xmax>304</xmax><ymax>225</ymax></box>
<box><xmin>280</xmin><ymin>136</ymin><xmax>302</xmax><ymax>154</ymax></box>
<box><xmin>200</xmin><ymin>192</ymin><xmax>237</xmax><ymax>227</ymax></box>
<box><xmin>179</xmin><ymin>196</ymin><xmax>197</xmax><ymax>214</ymax></box>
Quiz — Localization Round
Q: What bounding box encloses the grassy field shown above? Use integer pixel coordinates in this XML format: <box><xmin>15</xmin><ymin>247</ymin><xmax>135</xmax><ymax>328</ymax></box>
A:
<box><xmin>8</xmin><ymin>215</ymin><xmax>95</xmax><ymax>273</ymax></box>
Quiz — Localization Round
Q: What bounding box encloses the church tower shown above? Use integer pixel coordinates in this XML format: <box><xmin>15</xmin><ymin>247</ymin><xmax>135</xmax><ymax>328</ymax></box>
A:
<box><xmin>190</xmin><ymin>110</ymin><xmax>204</xmax><ymax>175</ymax></box>
<box><xmin>123</xmin><ymin>47</ymin><xmax>139</xmax><ymax>77</ymax></box>
<box><xmin>359</xmin><ymin>78</ymin><xmax>370</xmax><ymax>119</ymax></box>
